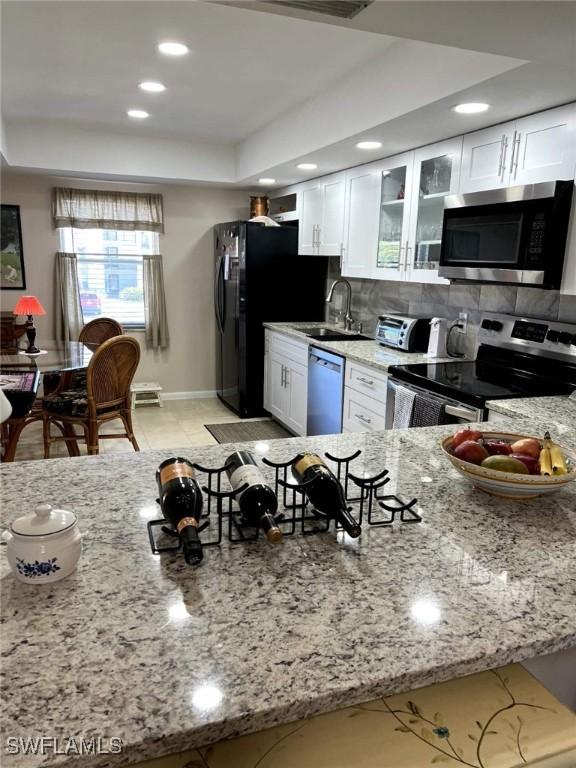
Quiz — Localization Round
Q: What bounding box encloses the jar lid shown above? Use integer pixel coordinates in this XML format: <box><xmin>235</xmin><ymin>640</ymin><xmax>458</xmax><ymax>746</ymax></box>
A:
<box><xmin>11</xmin><ymin>503</ymin><xmax>77</xmax><ymax>537</ymax></box>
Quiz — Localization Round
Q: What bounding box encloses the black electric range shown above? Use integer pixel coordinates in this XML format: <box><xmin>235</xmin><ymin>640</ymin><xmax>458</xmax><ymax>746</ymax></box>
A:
<box><xmin>388</xmin><ymin>313</ymin><xmax>576</xmax><ymax>418</ymax></box>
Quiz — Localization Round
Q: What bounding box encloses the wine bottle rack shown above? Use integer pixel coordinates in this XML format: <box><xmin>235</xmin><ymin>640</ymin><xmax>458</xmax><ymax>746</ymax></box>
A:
<box><xmin>147</xmin><ymin>451</ymin><xmax>420</xmax><ymax>559</ymax></box>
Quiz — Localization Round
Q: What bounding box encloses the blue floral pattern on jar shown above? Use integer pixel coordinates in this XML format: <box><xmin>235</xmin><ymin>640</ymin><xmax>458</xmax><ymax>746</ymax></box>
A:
<box><xmin>16</xmin><ymin>557</ymin><xmax>61</xmax><ymax>578</ymax></box>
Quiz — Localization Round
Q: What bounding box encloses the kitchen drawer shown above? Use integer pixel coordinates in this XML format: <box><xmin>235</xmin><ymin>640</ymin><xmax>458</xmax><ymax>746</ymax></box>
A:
<box><xmin>342</xmin><ymin>387</ymin><xmax>387</xmax><ymax>433</ymax></box>
<box><xmin>345</xmin><ymin>360</ymin><xmax>388</xmax><ymax>403</ymax></box>
<box><xmin>267</xmin><ymin>330</ymin><xmax>308</xmax><ymax>366</ymax></box>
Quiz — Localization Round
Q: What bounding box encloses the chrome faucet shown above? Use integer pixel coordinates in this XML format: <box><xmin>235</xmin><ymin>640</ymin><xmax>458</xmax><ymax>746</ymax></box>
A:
<box><xmin>326</xmin><ymin>278</ymin><xmax>355</xmax><ymax>331</ymax></box>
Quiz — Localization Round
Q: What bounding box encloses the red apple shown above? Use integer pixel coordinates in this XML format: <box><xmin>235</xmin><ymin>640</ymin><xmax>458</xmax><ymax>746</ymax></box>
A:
<box><xmin>510</xmin><ymin>453</ymin><xmax>540</xmax><ymax>474</ymax></box>
<box><xmin>453</xmin><ymin>440</ymin><xmax>490</xmax><ymax>465</ymax></box>
<box><xmin>510</xmin><ymin>437</ymin><xmax>541</xmax><ymax>459</ymax></box>
<box><xmin>452</xmin><ymin>428</ymin><xmax>483</xmax><ymax>449</ymax></box>
<box><xmin>485</xmin><ymin>440</ymin><xmax>513</xmax><ymax>456</ymax></box>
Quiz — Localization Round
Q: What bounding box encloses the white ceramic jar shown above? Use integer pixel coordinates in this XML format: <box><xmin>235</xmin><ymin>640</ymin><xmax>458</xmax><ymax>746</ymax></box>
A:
<box><xmin>2</xmin><ymin>503</ymin><xmax>82</xmax><ymax>583</ymax></box>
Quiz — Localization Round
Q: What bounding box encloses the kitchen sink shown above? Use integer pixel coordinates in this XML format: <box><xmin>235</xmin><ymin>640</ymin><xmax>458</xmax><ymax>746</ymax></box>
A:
<box><xmin>297</xmin><ymin>327</ymin><xmax>373</xmax><ymax>342</ymax></box>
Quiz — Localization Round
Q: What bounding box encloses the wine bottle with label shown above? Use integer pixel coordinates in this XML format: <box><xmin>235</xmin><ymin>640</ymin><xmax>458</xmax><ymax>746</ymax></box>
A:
<box><xmin>156</xmin><ymin>457</ymin><xmax>204</xmax><ymax>565</ymax></box>
<box><xmin>292</xmin><ymin>452</ymin><xmax>361</xmax><ymax>538</ymax></box>
<box><xmin>226</xmin><ymin>451</ymin><xmax>283</xmax><ymax>543</ymax></box>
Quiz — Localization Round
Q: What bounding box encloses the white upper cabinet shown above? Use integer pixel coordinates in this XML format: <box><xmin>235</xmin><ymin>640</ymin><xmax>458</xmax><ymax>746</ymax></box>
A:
<box><xmin>320</xmin><ymin>174</ymin><xmax>346</xmax><ymax>256</ymax></box>
<box><xmin>341</xmin><ymin>164</ymin><xmax>381</xmax><ymax>279</ymax></box>
<box><xmin>511</xmin><ymin>104</ymin><xmax>576</xmax><ymax>185</ymax></box>
<box><xmin>297</xmin><ymin>173</ymin><xmax>345</xmax><ymax>256</ymax></box>
<box><xmin>460</xmin><ymin>122</ymin><xmax>516</xmax><ymax>193</ymax></box>
<box><xmin>298</xmin><ymin>183</ymin><xmax>323</xmax><ymax>255</ymax></box>
<box><xmin>406</xmin><ymin>137</ymin><xmax>462</xmax><ymax>284</ymax></box>
<box><xmin>460</xmin><ymin>104</ymin><xmax>576</xmax><ymax>193</ymax></box>
<box><xmin>373</xmin><ymin>152</ymin><xmax>414</xmax><ymax>281</ymax></box>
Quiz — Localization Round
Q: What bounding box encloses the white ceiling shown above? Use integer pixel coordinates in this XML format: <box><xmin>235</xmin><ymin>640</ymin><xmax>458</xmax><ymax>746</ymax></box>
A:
<box><xmin>1</xmin><ymin>1</ymin><xmax>574</xmax><ymax>186</ymax></box>
<box><xmin>1</xmin><ymin>0</ymin><xmax>395</xmax><ymax>143</ymax></box>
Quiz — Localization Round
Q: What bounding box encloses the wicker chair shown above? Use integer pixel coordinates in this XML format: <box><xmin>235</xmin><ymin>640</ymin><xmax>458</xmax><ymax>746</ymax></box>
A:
<box><xmin>44</xmin><ymin>318</ymin><xmax>124</xmax><ymax>397</ymax></box>
<box><xmin>42</xmin><ymin>336</ymin><xmax>140</xmax><ymax>457</ymax></box>
<box><xmin>79</xmin><ymin>317</ymin><xmax>123</xmax><ymax>346</ymax></box>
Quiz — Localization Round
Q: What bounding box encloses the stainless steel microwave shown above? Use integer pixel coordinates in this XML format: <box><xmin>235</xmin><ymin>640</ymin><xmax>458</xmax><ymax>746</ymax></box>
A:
<box><xmin>438</xmin><ymin>180</ymin><xmax>573</xmax><ymax>289</ymax></box>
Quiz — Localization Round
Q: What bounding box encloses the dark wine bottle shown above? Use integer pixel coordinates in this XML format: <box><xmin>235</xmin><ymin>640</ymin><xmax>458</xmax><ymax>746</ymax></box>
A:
<box><xmin>292</xmin><ymin>453</ymin><xmax>361</xmax><ymax>538</ymax></box>
<box><xmin>156</xmin><ymin>457</ymin><xmax>204</xmax><ymax>565</ymax></box>
<box><xmin>226</xmin><ymin>451</ymin><xmax>283</xmax><ymax>543</ymax></box>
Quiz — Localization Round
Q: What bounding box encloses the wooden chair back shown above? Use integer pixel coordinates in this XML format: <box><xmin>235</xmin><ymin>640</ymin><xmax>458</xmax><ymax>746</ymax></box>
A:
<box><xmin>79</xmin><ymin>318</ymin><xmax>123</xmax><ymax>346</ymax></box>
<box><xmin>86</xmin><ymin>336</ymin><xmax>140</xmax><ymax>413</ymax></box>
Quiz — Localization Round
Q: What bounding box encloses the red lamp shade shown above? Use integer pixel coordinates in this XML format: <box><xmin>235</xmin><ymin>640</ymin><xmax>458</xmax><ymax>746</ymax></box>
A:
<box><xmin>13</xmin><ymin>296</ymin><xmax>46</xmax><ymax>317</ymax></box>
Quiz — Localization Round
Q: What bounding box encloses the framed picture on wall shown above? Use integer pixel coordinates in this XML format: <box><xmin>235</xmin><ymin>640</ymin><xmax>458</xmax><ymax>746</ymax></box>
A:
<box><xmin>1</xmin><ymin>205</ymin><xmax>26</xmax><ymax>290</ymax></box>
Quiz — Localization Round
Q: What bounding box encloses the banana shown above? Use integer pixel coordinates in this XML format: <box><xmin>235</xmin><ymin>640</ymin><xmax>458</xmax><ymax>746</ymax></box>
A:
<box><xmin>539</xmin><ymin>446</ymin><xmax>553</xmax><ymax>476</ymax></box>
<box><xmin>542</xmin><ymin>431</ymin><xmax>568</xmax><ymax>476</ymax></box>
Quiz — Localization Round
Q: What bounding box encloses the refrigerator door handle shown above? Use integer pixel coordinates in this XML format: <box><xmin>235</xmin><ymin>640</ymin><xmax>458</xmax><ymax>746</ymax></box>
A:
<box><xmin>214</xmin><ymin>254</ymin><xmax>225</xmax><ymax>333</ymax></box>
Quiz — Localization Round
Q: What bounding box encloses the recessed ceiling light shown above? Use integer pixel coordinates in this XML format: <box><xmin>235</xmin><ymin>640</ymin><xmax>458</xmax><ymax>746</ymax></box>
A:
<box><xmin>453</xmin><ymin>102</ymin><xmax>490</xmax><ymax>114</ymax></box>
<box><xmin>158</xmin><ymin>41</ymin><xmax>189</xmax><ymax>56</ymax></box>
<box><xmin>139</xmin><ymin>81</ymin><xmax>166</xmax><ymax>93</ymax></box>
<box><xmin>258</xmin><ymin>178</ymin><xmax>276</xmax><ymax>185</ymax></box>
<box><xmin>127</xmin><ymin>109</ymin><xmax>149</xmax><ymax>119</ymax></box>
<box><xmin>297</xmin><ymin>163</ymin><xmax>318</xmax><ymax>170</ymax></box>
<box><xmin>356</xmin><ymin>141</ymin><xmax>382</xmax><ymax>150</ymax></box>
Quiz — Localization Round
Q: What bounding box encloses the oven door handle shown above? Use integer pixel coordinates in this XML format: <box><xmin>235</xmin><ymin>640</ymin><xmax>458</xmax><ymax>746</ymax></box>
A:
<box><xmin>444</xmin><ymin>404</ymin><xmax>478</xmax><ymax>422</ymax></box>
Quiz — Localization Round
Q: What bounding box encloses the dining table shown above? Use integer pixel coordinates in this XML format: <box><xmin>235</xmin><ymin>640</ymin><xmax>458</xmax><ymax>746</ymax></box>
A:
<box><xmin>0</xmin><ymin>340</ymin><xmax>95</xmax><ymax>462</ymax></box>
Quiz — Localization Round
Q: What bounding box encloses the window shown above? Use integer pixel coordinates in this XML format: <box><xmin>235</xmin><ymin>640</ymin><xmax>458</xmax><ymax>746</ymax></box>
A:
<box><xmin>58</xmin><ymin>228</ymin><xmax>159</xmax><ymax>328</ymax></box>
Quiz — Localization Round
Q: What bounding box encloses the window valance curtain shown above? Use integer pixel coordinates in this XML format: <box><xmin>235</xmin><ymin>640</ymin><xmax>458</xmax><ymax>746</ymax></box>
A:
<box><xmin>52</xmin><ymin>188</ymin><xmax>164</xmax><ymax>233</ymax></box>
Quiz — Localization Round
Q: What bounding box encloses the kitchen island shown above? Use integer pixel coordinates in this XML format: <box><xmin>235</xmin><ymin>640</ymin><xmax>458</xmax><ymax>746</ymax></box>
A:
<box><xmin>1</xmin><ymin>423</ymin><xmax>576</xmax><ymax>768</ymax></box>
<box><xmin>487</xmin><ymin>394</ymin><xmax>576</xmax><ymax>431</ymax></box>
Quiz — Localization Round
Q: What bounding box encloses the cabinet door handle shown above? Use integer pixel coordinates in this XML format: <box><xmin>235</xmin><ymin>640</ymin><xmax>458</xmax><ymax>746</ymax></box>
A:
<box><xmin>316</xmin><ymin>225</ymin><xmax>321</xmax><ymax>251</ymax></box>
<box><xmin>498</xmin><ymin>134</ymin><xmax>509</xmax><ymax>180</ymax></box>
<box><xmin>281</xmin><ymin>365</ymin><xmax>285</xmax><ymax>388</ymax></box>
<box><xmin>404</xmin><ymin>241</ymin><xmax>412</xmax><ymax>272</ymax></box>
<box><xmin>511</xmin><ymin>131</ymin><xmax>521</xmax><ymax>179</ymax></box>
<box><xmin>340</xmin><ymin>243</ymin><xmax>345</xmax><ymax>269</ymax></box>
<box><xmin>357</xmin><ymin>376</ymin><xmax>374</xmax><ymax>386</ymax></box>
<box><xmin>355</xmin><ymin>413</ymin><xmax>372</xmax><ymax>425</ymax></box>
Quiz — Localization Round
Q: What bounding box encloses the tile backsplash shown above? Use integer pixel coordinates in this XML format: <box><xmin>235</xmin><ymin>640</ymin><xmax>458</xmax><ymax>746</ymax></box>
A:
<box><xmin>325</xmin><ymin>259</ymin><xmax>576</xmax><ymax>355</ymax></box>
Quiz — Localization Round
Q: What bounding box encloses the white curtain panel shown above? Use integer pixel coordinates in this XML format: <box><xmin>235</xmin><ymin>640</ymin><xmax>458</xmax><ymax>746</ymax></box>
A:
<box><xmin>55</xmin><ymin>252</ymin><xmax>84</xmax><ymax>342</ymax></box>
<box><xmin>143</xmin><ymin>254</ymin><xmax>169</xmax><ymax>349</ymax></box>
<box><xmin>52</xmin><ymin>188</ymin><xmax>164</xmax><ymax>233</ymax></box>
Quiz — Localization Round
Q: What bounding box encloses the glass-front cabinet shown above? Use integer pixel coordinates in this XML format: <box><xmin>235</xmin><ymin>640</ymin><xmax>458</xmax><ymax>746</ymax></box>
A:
<box><xmin>407</xmin><ymin>138</ymin><xmax>463</xmax><ymax>283</ymax></box>
<box><xmin>340</xmin><ymin>138</ymin><xmax>465</xmax><ymax>283</ymax></box>
<box><xmin>374</xmin><ymin>153</ymin><xmax>414</xmax><ymax>280</ymax></box>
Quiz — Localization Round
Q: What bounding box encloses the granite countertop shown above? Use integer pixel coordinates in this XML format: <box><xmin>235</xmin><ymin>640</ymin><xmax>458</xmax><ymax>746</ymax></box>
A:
<box><xmin>487</xmin><ymin>395</ymin><xmax>576</xmax><ymax>431</ymax></box>
<box><xmin>264</xmin><ymin>322</ymin><xmax>468</xmax><ymax>371</ymax></box>
<box><xmin>2</xmin><ymin>424</ymin><xmax>576</xmax><ymax>768</ymax></box>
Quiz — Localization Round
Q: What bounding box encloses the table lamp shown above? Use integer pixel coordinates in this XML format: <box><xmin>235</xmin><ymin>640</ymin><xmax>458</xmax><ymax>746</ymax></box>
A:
<box><xmin>13</xmin><ymin>295</ymin><xmax>46</xmax><ymax>354</ymax></box>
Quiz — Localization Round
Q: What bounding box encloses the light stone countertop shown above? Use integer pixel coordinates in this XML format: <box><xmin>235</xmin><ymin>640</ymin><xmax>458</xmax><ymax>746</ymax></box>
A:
<box><xmin>2</xmin><ymin>423</ymin><xmax>576</xmax><ymax>768</ymax></box>
<box><xmin>263</xmin><ymin>322</ymin><xmax>468</xmax><ymax>371</ymax></box>
<box><xmin>486</xmin><ymin>395</ymin><xmax>576</xmax><ymax>432</ymax></box>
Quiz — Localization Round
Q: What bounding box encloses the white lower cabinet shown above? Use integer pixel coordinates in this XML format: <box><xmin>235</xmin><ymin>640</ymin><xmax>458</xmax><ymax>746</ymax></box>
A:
<box><xmin>342</xmin><ymin>360</ymin><xmax>388</xmax><ymax>433</ymax></box>
<box><xmin>264</xmin><ymin>331</ymin><xmax>309</xmax><ymax>436</ymax></box>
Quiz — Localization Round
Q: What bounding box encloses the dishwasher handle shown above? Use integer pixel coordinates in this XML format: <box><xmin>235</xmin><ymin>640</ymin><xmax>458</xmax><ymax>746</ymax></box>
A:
<box><xmin>309</xmin><ymin>355</ymin><xmax>342</xmax><ymax>374</ymax></box>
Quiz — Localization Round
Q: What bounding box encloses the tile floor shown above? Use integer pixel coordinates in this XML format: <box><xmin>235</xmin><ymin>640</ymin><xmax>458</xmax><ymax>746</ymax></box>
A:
<box><xmin>11</xmin><ymin>398</ymin><xmax>243</xmax><ymax>462</ymax></box>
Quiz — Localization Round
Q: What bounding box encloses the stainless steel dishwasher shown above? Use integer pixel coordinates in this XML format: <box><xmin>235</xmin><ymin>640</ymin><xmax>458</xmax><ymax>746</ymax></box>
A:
<box><xmin>307</xmin><ymin>346</ymin><xmax>345</xmax><ymax>436</ymax></box>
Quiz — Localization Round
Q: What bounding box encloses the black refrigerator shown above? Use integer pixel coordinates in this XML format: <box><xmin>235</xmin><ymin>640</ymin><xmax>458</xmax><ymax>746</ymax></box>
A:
<box><xmin>215</xmin><ymin>221</ymin><xmax>328</xmax><ymax>418</ymax></box>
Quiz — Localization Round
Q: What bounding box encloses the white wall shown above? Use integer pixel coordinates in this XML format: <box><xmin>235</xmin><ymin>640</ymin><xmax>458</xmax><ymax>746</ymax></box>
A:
<box><xmin>1</xmin><ymin>172</ymin><xmax>248</xmax><ymax>394</ymax></box>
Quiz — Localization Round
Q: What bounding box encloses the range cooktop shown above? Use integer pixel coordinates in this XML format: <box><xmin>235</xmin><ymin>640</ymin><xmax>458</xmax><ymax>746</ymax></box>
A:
<box><xmin>389</xmin><ymin>313</ymin><xmax>576</xmax><ymax>410</ymax></box>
